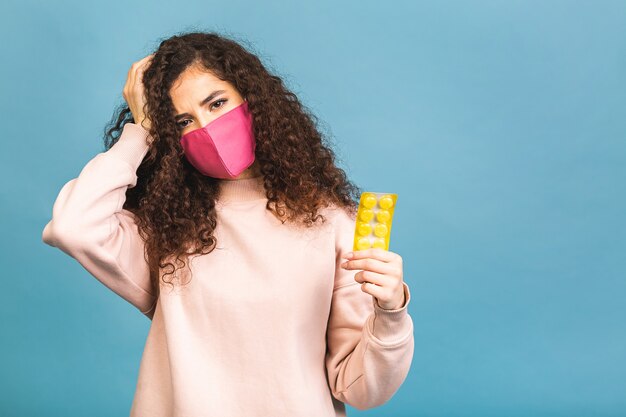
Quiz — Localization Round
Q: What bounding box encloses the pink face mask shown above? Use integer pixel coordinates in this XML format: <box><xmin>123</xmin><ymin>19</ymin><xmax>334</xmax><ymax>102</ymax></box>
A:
<box><xmin>180</xmin><ymin>100</ymin><xmax>256</xmax><ymax>179</ymax></box>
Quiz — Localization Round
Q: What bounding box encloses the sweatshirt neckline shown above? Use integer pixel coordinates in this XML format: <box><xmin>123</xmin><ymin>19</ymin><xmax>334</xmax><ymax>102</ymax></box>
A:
<box><xmin>216</xmin><ymin>175</ymin><xmax>267</xmax><ymax>203</ymax></box>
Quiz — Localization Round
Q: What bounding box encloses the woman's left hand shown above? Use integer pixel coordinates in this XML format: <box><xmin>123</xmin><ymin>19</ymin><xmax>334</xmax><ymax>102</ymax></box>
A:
<box><xmin>340</xmin><ymin>248</ymin><xmax>406</xmax><ymax>310</ymax></box>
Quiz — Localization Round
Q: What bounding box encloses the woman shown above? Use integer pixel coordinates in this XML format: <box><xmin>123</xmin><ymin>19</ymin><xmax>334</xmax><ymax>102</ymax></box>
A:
<box><xmin>42</xmin><ymin>31</ymin><xmax>414</xmax><ymax>417</ymax></box>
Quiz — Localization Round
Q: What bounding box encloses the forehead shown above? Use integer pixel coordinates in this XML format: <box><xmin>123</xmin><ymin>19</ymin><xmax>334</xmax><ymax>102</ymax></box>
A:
<box><xmin>169</xmin><ymin>65</ymin><xmax>232</xmax><ymax>104</ymax></box>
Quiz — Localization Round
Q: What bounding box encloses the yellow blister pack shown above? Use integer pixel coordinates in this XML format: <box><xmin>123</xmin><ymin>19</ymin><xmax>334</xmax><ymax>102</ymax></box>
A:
<box><xmin>353</xmin><ymin>192</ymin><xmax>398</xmax><ymax>251</ymax></box>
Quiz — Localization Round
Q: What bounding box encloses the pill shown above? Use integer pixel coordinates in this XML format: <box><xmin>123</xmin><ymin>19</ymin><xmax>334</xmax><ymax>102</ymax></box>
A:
<box><xmin>359</xmin><ymin>209</ymin><xmax>374</xmax><ymax>223</ymax></box>
<box><xmin>379</xmin><ymin>195</ymin><xmax>394</xmax><ymax>209</ymax></box>
<box><xmin>372</xmin><ymin>238</ymin><xmax>387</xmax><ymax>250</ymax></box>
<box><xmin>376</xmin><ymin>209</ymin><xmax>391</xmax><ymax>223</ymax></box>
<box><xmin>357</xmin><ymin>222</ymin><xmax>373</xmax><ymax>236</ymax></box>
<box><xmin>356</xmin><ymin>237</ymin><xmax>371</xmax><ymax>251</ymax></box>
<box><xmin>362</xmin><ymin>193</ymin><xmax>377</xmax><ymax>209</ymax></box>
<box><xmin>374</xmin><ymin>222</ymin><xmax>388</xmax><ymax>237</ymax></box>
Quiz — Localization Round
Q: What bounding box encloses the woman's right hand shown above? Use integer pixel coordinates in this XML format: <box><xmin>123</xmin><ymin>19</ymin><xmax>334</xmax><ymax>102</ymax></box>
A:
<box><xmin>123</xmin><ymin>53</ymin><xmax>154</xmax><ymax>131</ymax></box>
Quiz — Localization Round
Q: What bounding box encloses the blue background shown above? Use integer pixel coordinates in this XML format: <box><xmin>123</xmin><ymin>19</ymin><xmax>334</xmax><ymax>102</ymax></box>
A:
<box><xmin>1</xmin><ymin>0</ymin><xmax>625</xmax><ymax>416</ymax></box>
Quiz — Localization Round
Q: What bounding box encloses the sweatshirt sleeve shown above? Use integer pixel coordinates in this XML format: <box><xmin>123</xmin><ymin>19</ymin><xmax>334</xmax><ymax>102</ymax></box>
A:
<box><xmin>324</xmin><ymin>206</ymin><xmax>414</xmax><ymax>410</ymax></box>
<box><xmin>41</xmin><ymin>123</ymin><xmax>158</xmax><ymax>319</ymax></box>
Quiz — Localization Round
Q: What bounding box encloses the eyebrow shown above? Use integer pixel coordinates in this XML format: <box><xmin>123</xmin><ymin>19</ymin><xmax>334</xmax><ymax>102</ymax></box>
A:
<box><xmin>174</xmin><ymin>90</ymin><xmax>227</xmax><ymax>120</ymax></box>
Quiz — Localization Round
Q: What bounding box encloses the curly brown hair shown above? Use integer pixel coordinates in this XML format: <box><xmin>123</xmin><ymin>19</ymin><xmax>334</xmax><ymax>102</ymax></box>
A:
<box><xmin>102</xmin><ymin>30</ymin><xmax>361</xmax><ymax>297</ymax></box>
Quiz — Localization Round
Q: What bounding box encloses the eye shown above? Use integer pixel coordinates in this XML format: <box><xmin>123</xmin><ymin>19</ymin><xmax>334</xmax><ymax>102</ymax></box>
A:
<box><xmin>176</xmin><ymin>98</ymin><xmax>229</xmax><ymax>129</ymax></box>
<box><xmin>177</xmin><ymin>119</ymin><xmax>191</xmax><ymax>129</ymax></box>
<box><xmin>210</xmin><ymin>98</ymin><xmax>227</xmax><ymax>110</ymax></box>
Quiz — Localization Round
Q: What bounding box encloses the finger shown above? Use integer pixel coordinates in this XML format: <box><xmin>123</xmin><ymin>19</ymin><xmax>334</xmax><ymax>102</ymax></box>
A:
<box><xmin>342</xmin><ymin>257</ymin><xmax>396</xmax><ymax>275</ymax></box>
<box><xmin>354</xmin><ymin>270</ymin><xmax>392</xmax><ymax>287</ymax></box>
<box><xmin>139</xmin><ymin>54</ymin><xmax>153</xmax><ymax>68</ymax></box>
<box><xmin>360</xmin><ymin>281</ymin><xmax>386</xmax><ymax>300</ymax></box>
<box><xmin>129</xmin><ymin>57</ymin><xmax>149</xmax><ymax>90</ymax></box>
<box><xmin>137</xmin><ymin>54</ymin><xmax>154</xmax><ymax>73</ymax></box>
<box><xmin>136</xmin><ymin>63</ymin><xmax>148</xmax><ymax>90</ymax></box>
<box><xmin>348</xmin><ymin>248</ymin><xmax>397</xmax><ymax>263</ymax></box>
<box><xmin>135</xmin><ymin>56</ymin><xmax>152</xmax><ymax>89</ymax></box>
<box><xmin>124</xmin><ymin>65</ymin><xmax>134</xmax><ymax>98</ymax></box>
<box><xmin>129</xmin><ymin>55</ymin><xmax>153</xmax><ymax>86</ymax></box>
<box><xmin>127</xmin><ymin>62</ymin><xmax>138</xmax><ymax>96</ymax></box>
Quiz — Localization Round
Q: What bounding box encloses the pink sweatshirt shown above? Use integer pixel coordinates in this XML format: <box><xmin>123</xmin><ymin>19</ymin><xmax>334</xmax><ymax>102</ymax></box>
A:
<box><xmin>42</xmin><ymin>123</ymin><xmax>414</xmax><ymax>416</ymax></box>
